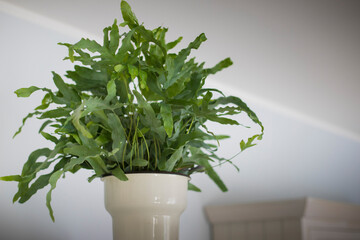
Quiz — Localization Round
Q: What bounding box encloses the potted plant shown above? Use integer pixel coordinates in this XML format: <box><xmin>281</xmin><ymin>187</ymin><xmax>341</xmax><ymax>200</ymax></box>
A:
<box><xmin>0</xmin><ymin>1</ymin><xmax>263</xmax><ymax>239</ymax></box>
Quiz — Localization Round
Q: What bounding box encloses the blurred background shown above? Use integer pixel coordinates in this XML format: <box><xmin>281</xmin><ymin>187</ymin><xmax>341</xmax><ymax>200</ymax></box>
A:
<box><xmin>0</xmin><ymin>0</ymin><xmax>359</xmax><ymax>239</ymax></box>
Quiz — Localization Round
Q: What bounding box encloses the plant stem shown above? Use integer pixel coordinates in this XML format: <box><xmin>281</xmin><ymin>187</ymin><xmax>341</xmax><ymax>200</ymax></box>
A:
<box><xmin>180</xmin><ymin>117</ymin><xmax>192</xmax><ymax>133</ymax></box>
<box><xmin>154</xmin><ymin>137</ymin><xmax>158</xmax><ymax>170</ymax></box>
<box><xmin>186</xmin><ymin>117</ymin><xmax>194</xmax><ymax>134</ymax></box>
<box><xmin>122</xmin><ymin>142</ymin><xmax>127</xmax><ymax>169</ymax></box>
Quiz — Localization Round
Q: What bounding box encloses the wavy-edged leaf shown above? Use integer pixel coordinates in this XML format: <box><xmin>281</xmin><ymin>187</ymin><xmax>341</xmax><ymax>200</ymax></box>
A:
<box><xmin>107</xmin><ymin>113</ymin><xmax>127</xmax><ymax>163</ymax></box>
<box><xmin>73</xmin><ymin>38</ymin><xmax>114</xmax><ymax>60</ymax></box>
<box><xmin>0</xmin><ymin>175</ymin><xmax>22</xmax><ymax>182</ymax></box>
<box><xmin>66</xmin><ymin>66</ymin><xmax>108</xmax><ymax>89</ymax></box>
<box><xmin>40</xmin><ymin>132</ymin><xmax>58</xmax><ymax>144</ymax></box>
<box><xmin>206</xmin><ymin>115</ymin><xmax>239</xmax><ymax>125</ymax></box>
<box><xmin>140</xmin><ymin>72</ymin><xmax>165</xmax><ymax>100</ymax></box>
<box><xmin>188</xmin><ymin>182</ymin><xmax>201</xmax><ymax>192</ymax></box>
<box><xmin>132</xmin><ymin>158</ymin><xmax>148</xmax><ymax>167</ymax></box>
<box><xmin>198</xmin><ymin>88</ymin><xmax>225</xmax><ymax>97</ymax></box>
<box><xmin>170</xmin><ymin>129</ymin><xmax>208</xmax><ymax>149</ymax></box>
<box><xmin>18</xmin><ymin>173</ymin><xmax>52</xmax><ymax>204</ymax></box>
<box><xmin>116</xmin><ymin>76</ymin><xmax>130</xmax><ymax>103</ymax></box>
<box><xmin>17</xmin><ymin>157</ymin><xmax>66</xmax><ymax>204</ymax></box>
<box><xmin>240</xmin><ymin>134</ymin><xmax>262</xmax><ymax>152</ymax></box>
<box><xmin>164</xmin><ymin>146</ymin><xmax>184</xmax><ymax>171</ymax></box>
<box><xmin>139</xmin><ymin>69</ymin><xmax>147</xmax><ymax>89</ymax></box>
<box><xmin>164</xmin><ymin>33</ymin><xmax>206</xmax><ymax>89</ymax></box>
<box><xmin>203</xmin><ymin>57</ymin><xmax>233</xmax><ymax>76</ymax></box>
<box><xmin>35</xmin><ymin>93</ymin><xmax>52</xmax><ymax>110</ymax></box>
<box><xmin>63</xmin><ymin>143</ymin><xmax>98</xmax><ymax>157</ymax></box>
<box><xmin>38</xmin><ymin>120</ymin><xmax>53</xmax><ymax>133</ymax></box>
<box><xmin>109</xmin><ymin>19</ymin><xmax>120</xmax><ymax>54</ymax></box>
<box><xmin>201</xmin><ymin>91</ymin><xmax>212</xmax><ymax>111</ymax></box>
<box><xmin>211</xmin><ymin>106</ymin><xmax>242</xmax><ymax>116</ymax></box>
<box><xmin>121</xmin><ymin>0</ymin><xmax>139</xmax><ymax>28</ymax></box>
<box><xmin>198</xmin><ymin>156</ymin><xmax>227</xmax><ymax>192</ymax></box>
<box><xmin>114</xmin><ymin>64</ymin><xmax>125</xmax><ymax>73</ymax></box>
<box><xmin>138</xmin><ymin>26</ymin><xmax>166</xmax><ymax>56</ymax></box>
<box><xmin>63</xmin><ymin>157</ymin><xmax>86</xmax><ymax>172</ymax></box>
<box><xmin>212</xmin><ymin>96</ymin><xmax>264</xmax><ymax>131</ymax></box>
<box><xmin>14</xmin><ymin>86</ymin><xmax>40</xmax><ymax>98</ymax></box>
<box><xmin>128</xmin><ymin>65</ymin><xmax>138</xmax><ymax>80</ymax></box>
<box><xmin>160</xmin><ymin>103</ymin><xmax>173</xmax><ymax>137</ymax></box>
<box><xmin>104</xmin><ymin>79</ymin><xmax>116</xmax><ymax>103</ymax></box>
<box><xmin>111</xmin><ymin>165</ymin><xmax>128</xmax><ymax>181</ymax></box>
<box><xmin>83</xmin><ymin>97</ymin><xmax>121</xmax><ymax>116</ymax></box>
<box><xmin>58</xmin><ymin>42</ymin><xmax>75</xmax><ymax>62</ymax></box>
<box><xmin>13</xmin><ymin>111</ymin><xmax>42</xmax><ymax>138</ymax></box>
<box><xmin>165</xmin><ymin>61</ymin><xmax>195</xmax><ymax>97</ymax></box>
<box><xmin>52</xmin><ymin>72</ymin><xmax>80</xmax><ymax>103</ymax></box>
<box><xmin>116</xmin><ymin>28</ymin><xmax>136</xmax><ymax>57</ymax></box>
<box><xmin>178</xmin><ymin>71</ymin><xmax>203</xmax><ymax>99</ymax></box>
<box><xmin>103</xmin><ymin>26</ymin><xmax>110</xmax><ymax>49</ymax></box>
<box><xmin>46</xmin><ymin>170</ymin><xmax>63</xmax><ymax>222</ymax></box>
<box><xmin>86</xmin><ymin>155</ymin><xmax>108</xmax><ymax>176</ymax></box>
<box><xmin>21</xmin><ymin>148</ymin><xmax>52</xmax><ymax>176</ymax></box>
<box><xmin>72</xmin><ymin>104</ymin><xmax>93</xmax><ymax>138</ymax></box>
<box><xmin>133</xmin><ymin>90</ymin><xmax>155</xmax><ymax>120</ymax></box>
<box><xmin>38</xmin><ymin>108</ymin><xmax>71</xmax><ymax>119</ymax></box>
<box><xmin>133</xmin><ymin>90</ymin><xmax>165</xmax><ymax>141</ymax></box>
<box><xmin>73</xmin><ymin>50</ymin><xmax>95</xmax><ymax>65</ymax></box>
<box><xmin>166</xmin><ymin>36</ymin><xmax>183</xmax><ymax>50</ymax></box>
<box><xmin>88</xmin><ymin>174</ymin><xmax>97</xmax><ymax>183</ymax></box>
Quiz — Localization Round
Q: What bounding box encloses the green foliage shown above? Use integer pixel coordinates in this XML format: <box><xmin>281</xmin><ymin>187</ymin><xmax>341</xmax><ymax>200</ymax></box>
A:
<box><xmin>1</xmin><ymin>0</ymin><xmax>263</xmax><ymax>221</ymax></box>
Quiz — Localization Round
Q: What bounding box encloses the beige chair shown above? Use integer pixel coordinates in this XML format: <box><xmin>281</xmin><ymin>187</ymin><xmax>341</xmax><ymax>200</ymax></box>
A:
<box><xmin>205</xmin><ymin>197</ymin><xmax>360</xmax><ymax>240</ymax></box>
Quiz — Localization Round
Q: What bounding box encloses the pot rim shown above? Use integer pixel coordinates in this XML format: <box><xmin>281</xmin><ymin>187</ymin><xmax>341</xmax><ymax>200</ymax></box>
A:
<box><xmin>102</xmin><ymin>171</ymin><xmax>190</xmax><ymax>180</ymax></box>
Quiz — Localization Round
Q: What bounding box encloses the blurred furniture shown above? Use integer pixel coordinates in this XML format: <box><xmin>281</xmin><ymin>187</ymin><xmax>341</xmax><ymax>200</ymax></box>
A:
<box><xmin>205</xmin><ymin>197</ymin><xmax>360</xmax><ymax>240</ymax></box>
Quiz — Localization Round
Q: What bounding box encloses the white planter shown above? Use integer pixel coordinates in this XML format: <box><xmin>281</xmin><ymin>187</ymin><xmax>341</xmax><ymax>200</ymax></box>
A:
<box><xmin>103</xmin><ymin>173</ymin><xmax>189</xmax><ymax>240</ymax></box>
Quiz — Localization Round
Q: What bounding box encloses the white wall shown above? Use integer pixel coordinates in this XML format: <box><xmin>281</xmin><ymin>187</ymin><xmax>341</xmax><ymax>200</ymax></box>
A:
<box><xmin>1</xmin><ymin>3</ymin><xmax>360</xmax><ymax>240</ymax></box>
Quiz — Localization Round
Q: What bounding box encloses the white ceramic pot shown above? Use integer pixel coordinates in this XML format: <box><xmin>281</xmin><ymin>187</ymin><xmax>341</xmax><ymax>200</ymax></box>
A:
<box><xmin>103</xmin><ymin>173</ymin><xmax>189</xmax><ymax>240</ymax></box>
